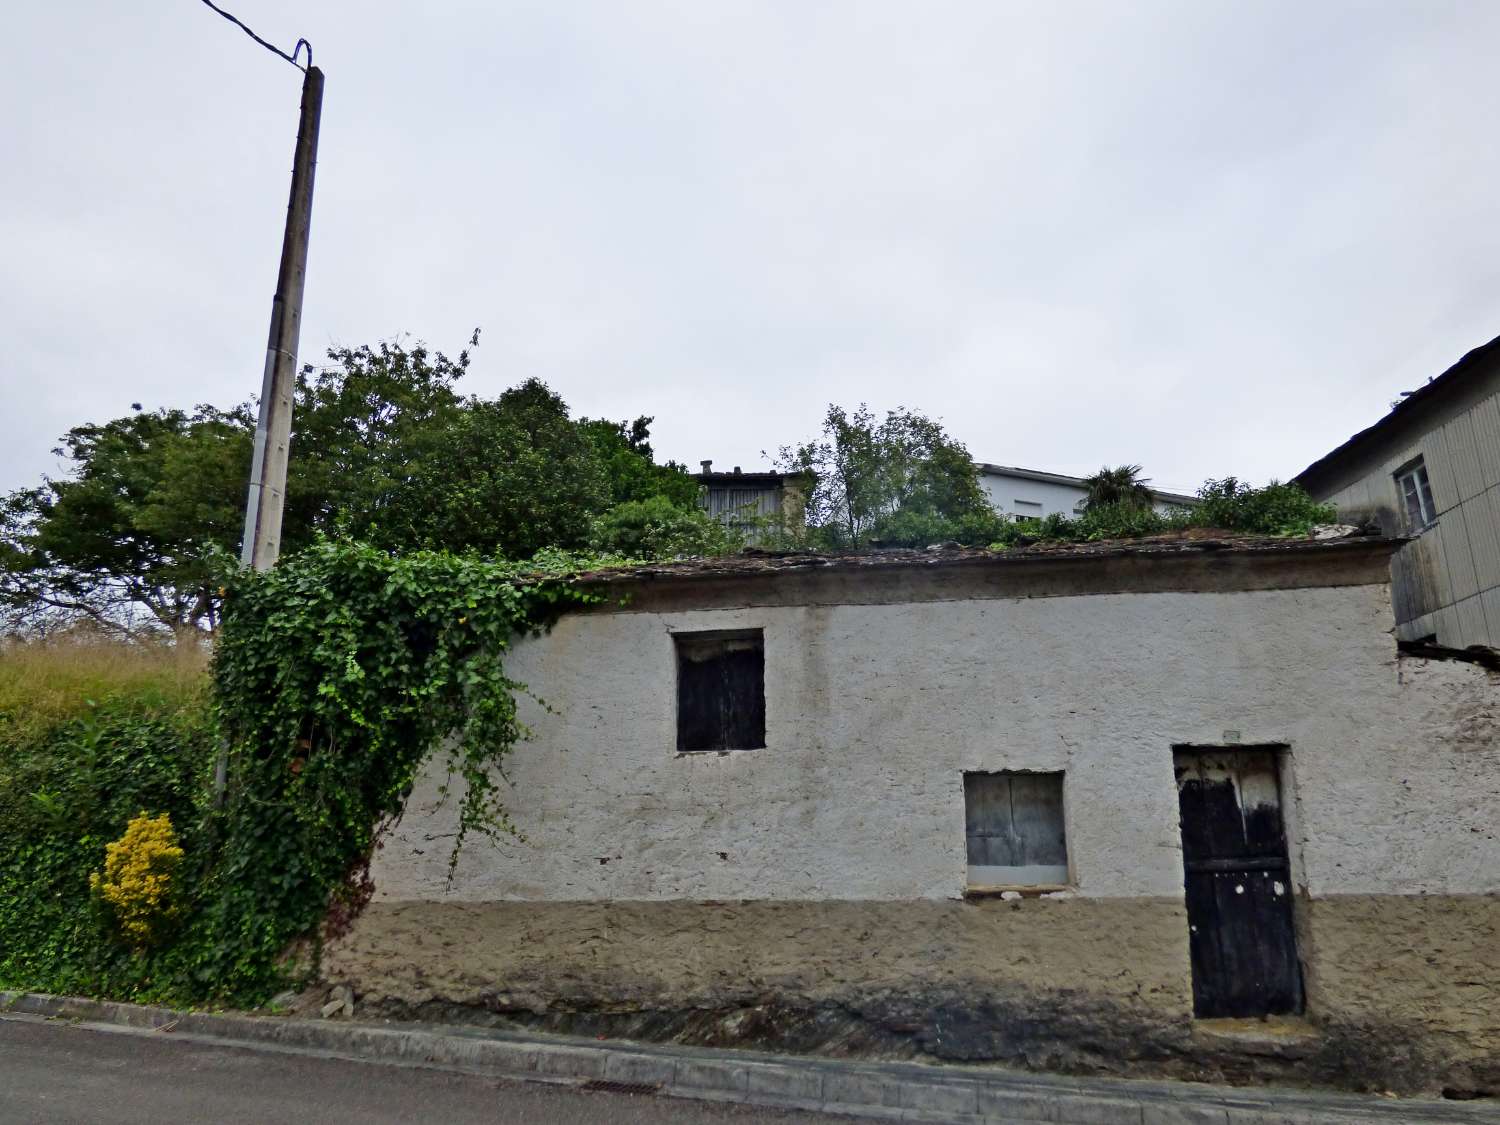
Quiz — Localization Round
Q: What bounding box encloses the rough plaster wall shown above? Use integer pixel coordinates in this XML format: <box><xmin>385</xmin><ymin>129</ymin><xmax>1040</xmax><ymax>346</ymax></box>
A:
<box><xmin>1298</xmin><ymin>894</ymin><xmax>1500</xmax><ymax>1063</ymax></box>
<box><xmin>1287</xmin><ymin>655</ymin><xmax>1500</xmax><ymax>897</ymax></box>
<box><xmin>369</xmin><ymin>583</ymin><xmax>1500</xmax><ymax>905</ymax></box>
<box><xmin>323</xmin><ymin>894</ymin><xmax>1500</xmax><ymax>1091</ymax></box>
<box><xmin>327</xmin><ymin>898</ymin><xmax>1191</xmax><ymax>1020</ymax></box>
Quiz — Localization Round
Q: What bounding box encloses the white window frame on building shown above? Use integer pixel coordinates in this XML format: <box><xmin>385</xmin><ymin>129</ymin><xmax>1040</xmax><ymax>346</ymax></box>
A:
<box><xmin>962</xmin><ymin>771</ymin><xmax>1070</xmax><ymax>891</ymax></box>
<box><xmin>1393</xmin><ymin>458</ymin><xmax>1436</xmax><ymax>531</ymax></box>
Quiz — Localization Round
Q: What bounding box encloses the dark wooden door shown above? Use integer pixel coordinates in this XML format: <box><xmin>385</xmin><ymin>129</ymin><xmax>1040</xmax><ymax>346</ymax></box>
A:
<box><xmin>1174</xmin><ymin>749</ymin><xmax>1303</xmax><ymax>1018</ymax></box>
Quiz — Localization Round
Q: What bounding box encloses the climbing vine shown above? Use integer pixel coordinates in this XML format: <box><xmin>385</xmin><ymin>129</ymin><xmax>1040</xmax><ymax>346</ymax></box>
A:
<box><xmin>198</xmin><ymin>540</ymin><xmax>608</xmax><ymax>997</ymax></box>
<box><xmin>0</xmin><ymin>540</ymin><xmax>613</xmax><ymax>1005</ymax></box>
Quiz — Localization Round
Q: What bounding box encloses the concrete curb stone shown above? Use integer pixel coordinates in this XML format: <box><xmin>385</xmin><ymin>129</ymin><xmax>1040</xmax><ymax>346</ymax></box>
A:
<box><xmin>3</xmin><ymin>991</ymin><xmax>1496</xmax><ymax>1125</ymax></box>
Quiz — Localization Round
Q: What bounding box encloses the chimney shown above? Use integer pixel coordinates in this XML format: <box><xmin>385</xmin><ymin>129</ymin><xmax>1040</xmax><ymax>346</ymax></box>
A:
<box><xmin>699</xmin><ymin>460</ymin><xmax>713</xmax><ymax>474</ymax></box>
<box><xmin>733</xmin><ymin>466</ymin><xmax>742</xmax><ymax>475</ymax></box>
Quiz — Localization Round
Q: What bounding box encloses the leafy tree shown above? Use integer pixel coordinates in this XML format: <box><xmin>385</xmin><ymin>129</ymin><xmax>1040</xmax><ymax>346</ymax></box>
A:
<box><xmin>1</xmin><ymin>334</ymin><xmax>706</xmax><ymax>632</ymax></box>
<box><xmin>776</xmin><ymin>404</ymin><xmax>995</xmax><ymax>548</ymax></box>
<box><xmin>0</xmin><ymin>406</ymin><xmax>252</xmax><ymax>637</ymax></box>
<box><xmin>390</xmin><ymin>381</ymin><xmax>611</xmax><ymax>557</ymax></box>
<box><xmin>281</xmin><ymin>336</ymin><xmax>471</xmax><ymax>550</ymax></box>
<box><xmin>580</xmin><ymin>416</ymin><xmax>699</xmax><ymax>508</ymax></box>
<box><xmin>1082</xmin><ymin>465</ymin><xmax>1154</xmax><ymax>511</ymax></box>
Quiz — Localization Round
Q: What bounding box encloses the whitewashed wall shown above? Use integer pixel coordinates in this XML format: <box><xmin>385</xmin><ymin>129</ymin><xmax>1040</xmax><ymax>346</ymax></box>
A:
<box><xmin>372</xmin><ymin>583</ymin><xmax>1500</xmax><ymax>904</ymax></box>
<box><xmin>977</xmin><ymin>468</ymin><xmax>1188</xmax><ymax>519</ymax></box>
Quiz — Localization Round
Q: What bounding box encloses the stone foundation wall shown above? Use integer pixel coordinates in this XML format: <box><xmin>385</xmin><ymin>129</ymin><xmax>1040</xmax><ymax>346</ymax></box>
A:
<box><xmin>323</xmin><ymin>894</ymin><xmax>1500</xmax><ymax>1094</ymax></box>
<box><xmin>1296</xmin><ymin>894</ymin><xmax>1500</xmax><ymax>1094</ymax></box>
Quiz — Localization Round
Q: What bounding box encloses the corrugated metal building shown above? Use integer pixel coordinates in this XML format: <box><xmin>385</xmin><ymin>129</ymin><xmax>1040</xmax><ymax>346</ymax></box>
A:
<box><xmin>696</xmin><ymin>462</ymin><xmax>805</xmax><ymax>543</ymax></box>
<box><xmin>1294</xmin><ymin>333</ymin><xmax>1500</xmax><ymax>648</ymax></box>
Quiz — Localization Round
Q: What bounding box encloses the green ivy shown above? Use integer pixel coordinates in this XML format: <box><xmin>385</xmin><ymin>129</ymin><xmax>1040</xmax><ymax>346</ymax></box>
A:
<box><xmin>0</xmin><ymin>699</ymin><xmax>209</xmax><ymax>1000</ymax></box>
<box><xmin>0</xmin><ymin>540</ymin><xmax>611</xmax><ymax>1005</ymax></box>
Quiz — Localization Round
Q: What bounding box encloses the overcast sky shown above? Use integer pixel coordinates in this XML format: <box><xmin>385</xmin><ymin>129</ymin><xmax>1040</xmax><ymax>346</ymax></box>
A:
<box><xmin>4</xmin><ymin>1</ymin><xmax>1499</xmax><ymax>498</ymax></box>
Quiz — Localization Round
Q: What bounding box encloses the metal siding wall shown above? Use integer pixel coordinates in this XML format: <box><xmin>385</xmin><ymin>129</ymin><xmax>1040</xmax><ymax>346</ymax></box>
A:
<box><xmin>1439</xmin><ymin>510</ymin><xmax>1480</xmax><ymax>604</ymax></box>
<box><xmin>1443</xmin><ymin>415</ymin><xmax>1487</xmax><ymax>503</ymax></box>
<box><xmin>1482</xmin><ymin>587</ymin><xmax>1500</xmax><ymax>641</ymax></box>
<box><xmin>1475</xmin><ymin>490</ymin><xmax>1500</xmax><ymax>591</ymax></box>
<box><xmin>704</xmin><ymin>486</ymin><xmax>780</xmax><ymax>519</ymax></box>
<box><xmin>1313</xmin><ymin>381</ymin><xmax>1500</xmax><ymax>647</ymax></box>
<box><xmin>1453</xmin><ymin>593</ymin><xmax>1490</xmax><ymax>649</ymax></box>
<box><xmin>1473</xmin><ymin>396</ymin><xmax>1500</xmax><ymax>483</ymax></box>
<box><xmin>1390</xmin><ymin>532</ymin><xmax>1444</xmax><ymax>623</ymax></box>
<box><xmin>1434</xmin><ymin>604</ymin><xmax>1461</xmax><ymax>645</ymax></box>
<box><xmin>1396</xmin><ymin>610</ymin><xmax>1435</xmax><ymax>643</ymax></box>
<box><xmin>1328</xmin><ymin>478</ymin><xmax>1370</xmax><ymax>519</ymax></box>
<box><xmin>1419</xmin><ymin>429</ymin><xmax>1449</xmax><ymax>514</ymax></box>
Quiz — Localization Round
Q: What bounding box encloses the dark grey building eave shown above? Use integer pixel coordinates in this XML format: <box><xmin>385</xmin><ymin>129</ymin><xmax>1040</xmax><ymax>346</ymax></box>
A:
<box><xmin>1293</xmin><ymin>331</ymin><xmax>1500</xmax><ymax>489</ymax></box>
<box><xmin>696</xmin><ymin>473</ymin><xmax>788</xmax><ymax>486</ymax></box>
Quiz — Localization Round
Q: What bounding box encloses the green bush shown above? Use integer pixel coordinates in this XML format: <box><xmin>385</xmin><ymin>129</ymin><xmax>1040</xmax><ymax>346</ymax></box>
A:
<box><xmin>987</xmin><ymin>481</ymin><xmax>1335</xmax><ymax>550</ymax></box>
<box><xmin>0</xmin><ymin>541</ymin><xmax>604</xmax><ymax>1006</ymax></box>
<box><xmin>0</xmin><ymin>680</ymin><xmax>210</xmax><ymax>1000</ymax></box>
<box><xmin>1191</xmin><ymin>478</ymin><xmax>1335</xmax><ymax>537</ymax></box>
<box><xmin>591</xmin><ymin>496</ymin><xmax>743</xmax><ymax>559</ymax></box>
<box><xmin>867</xmin><ymin>506</ymin><xmax>1008</xmax><ymax>548</ymax></box>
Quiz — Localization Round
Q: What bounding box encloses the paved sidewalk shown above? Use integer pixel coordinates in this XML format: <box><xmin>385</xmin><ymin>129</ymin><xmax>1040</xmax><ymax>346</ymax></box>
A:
<box><xmin>3</xmin><ymin>991</ymin><xmax>1496</xmax><ymax>1125</ymax></box>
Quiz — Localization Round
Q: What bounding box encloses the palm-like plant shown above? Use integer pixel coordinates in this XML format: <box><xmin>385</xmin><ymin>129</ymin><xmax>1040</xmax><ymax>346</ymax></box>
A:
<box><xmin>1082</xmin><ymin>465</ymin><xmax>1154</xmax><ymax>511</ymax></box>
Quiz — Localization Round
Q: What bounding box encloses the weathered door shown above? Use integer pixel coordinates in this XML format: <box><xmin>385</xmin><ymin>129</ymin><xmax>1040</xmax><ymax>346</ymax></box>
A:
<box><xmin>1174</xmin><ymin>749</ymin><xmax>1303</xmax><ymax>1018</ymax></box>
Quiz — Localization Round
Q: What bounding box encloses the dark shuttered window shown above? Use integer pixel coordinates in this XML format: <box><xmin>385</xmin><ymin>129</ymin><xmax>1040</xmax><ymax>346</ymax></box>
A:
<box><xmin>963</xmin><ymin>771</ymin><xmax>1069</xmax><ymax>887</ymax></box>
<box><xmin>674</xmin><ymin>630</ymin><xmax>765</xmax><ymax>752</ymax></box>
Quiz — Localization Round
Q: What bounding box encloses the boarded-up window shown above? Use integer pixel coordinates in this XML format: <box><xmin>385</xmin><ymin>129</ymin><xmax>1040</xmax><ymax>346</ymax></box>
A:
<box><xmin>675</xmin><ymin>630</ymin><xmax>765</xmax><ymax>752</ymax></box>
<box><xmin>963</xmin><ymin>771</ymin><xmax>1068</xmax><ymax>887</ymax></box>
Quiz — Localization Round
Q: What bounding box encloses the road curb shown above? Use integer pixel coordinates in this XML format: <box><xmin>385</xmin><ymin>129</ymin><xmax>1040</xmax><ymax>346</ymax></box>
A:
<box><xmin>2</xmin><ymin>991</ymin><xmax>1493</xmax><ymax>1124</ymax></box>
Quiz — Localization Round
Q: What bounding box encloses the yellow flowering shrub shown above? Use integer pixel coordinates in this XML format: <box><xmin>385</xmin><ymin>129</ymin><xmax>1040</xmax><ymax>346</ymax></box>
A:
<box><xmin>89</xmin><ymin>812</ymin><xmax>184</xmax><ymax>948</ymax></box>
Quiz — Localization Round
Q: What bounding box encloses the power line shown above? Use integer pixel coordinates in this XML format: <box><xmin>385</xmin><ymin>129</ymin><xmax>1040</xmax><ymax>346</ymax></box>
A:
<box><xmin>197</xmin><ymin>0</ymin><xmax>311</xmax><ymax>70</ymax></box>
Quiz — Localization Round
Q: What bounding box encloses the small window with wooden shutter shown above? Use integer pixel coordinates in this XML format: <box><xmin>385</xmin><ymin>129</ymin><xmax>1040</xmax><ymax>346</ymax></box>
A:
<box><xmin>674</xmin><ymin>630</ymin><xmax>765</xmax><ymax>752</ymax></box>
<box><xmin>963</xmin><ymin>771</ymin><xmax>1069</xmax><ymax>888</ymax></box>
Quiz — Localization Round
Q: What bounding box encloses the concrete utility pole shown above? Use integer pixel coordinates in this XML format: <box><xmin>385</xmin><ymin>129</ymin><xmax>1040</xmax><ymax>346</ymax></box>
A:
<box><xmin>240</xmin><ymin>64</ymin><xmax>325</xmax><ymax>569</ymax></box>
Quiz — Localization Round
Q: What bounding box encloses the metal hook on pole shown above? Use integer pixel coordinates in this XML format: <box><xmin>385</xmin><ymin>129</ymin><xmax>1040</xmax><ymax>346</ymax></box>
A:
<box><xmin>198</xmin><ymin>0</ymin><xmax>312</xmax><ymax>72</ymax></box>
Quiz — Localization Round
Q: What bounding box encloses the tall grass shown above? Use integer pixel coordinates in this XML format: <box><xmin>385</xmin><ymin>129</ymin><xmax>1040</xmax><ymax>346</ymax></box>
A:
<box><xmin>0</xmin><ymin>633</ymin><xmax>209</xmax><ymax>744</ymax></box>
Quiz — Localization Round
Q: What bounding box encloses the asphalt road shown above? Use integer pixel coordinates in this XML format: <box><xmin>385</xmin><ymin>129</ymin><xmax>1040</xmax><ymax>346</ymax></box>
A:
<box><xmin>0</xmin><ymin>1015</ymin><xmax>872</xmax><ymax>1124</ymax></box>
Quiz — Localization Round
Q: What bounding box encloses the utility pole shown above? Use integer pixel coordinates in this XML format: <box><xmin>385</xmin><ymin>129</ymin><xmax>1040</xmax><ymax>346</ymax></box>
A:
<box><xmin>240</xmin><ymin>63</ymin><xmax>324</xmax><ymax>569</ymax></box>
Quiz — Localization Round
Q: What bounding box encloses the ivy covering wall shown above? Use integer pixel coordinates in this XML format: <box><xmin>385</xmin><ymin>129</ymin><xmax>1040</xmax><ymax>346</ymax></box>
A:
<box><xmin>0</xmin><ymin>541</ymin><xmax>604</xmax><ymax>1005</ymax></box>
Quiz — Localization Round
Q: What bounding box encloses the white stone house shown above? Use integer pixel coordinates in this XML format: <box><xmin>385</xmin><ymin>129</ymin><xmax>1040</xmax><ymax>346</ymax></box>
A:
<box><xmin>976</xmin><ymin>463</ymin><xmax>1196</xmax><ymax>521</ymax></box>
<box><xmin>329</xmin><ymin>536</ymin><xmax>1499</xmax><ymax>1094</ymax></box>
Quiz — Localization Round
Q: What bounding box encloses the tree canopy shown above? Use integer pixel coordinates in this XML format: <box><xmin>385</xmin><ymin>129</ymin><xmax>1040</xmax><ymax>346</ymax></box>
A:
<box><xmin>1</xmin><ymin>335</ymin><xmax>699</xmax><ymax>635</ymax></box>
<box><xmin>2</xmin><ymin>335</ymin><xmax>1344</xmax><ymax>639</ymax></box>
<box><xmin>0</xmin><ymin>405</ymin><xmax>252</xmax><ymax>636</ymax></box>
<box><xmin>1081</xmin><ymin>465</ymin><xmax>1154</xmax><ymax>511</ymax></box>
<box><xmin>775</xmin><ymin>404</ymin><xmax>996</xmax><ymax>549</ymax></box>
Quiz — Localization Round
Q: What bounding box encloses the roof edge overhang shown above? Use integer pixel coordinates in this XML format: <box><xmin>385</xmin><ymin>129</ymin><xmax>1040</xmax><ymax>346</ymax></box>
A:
<box><xmin>975</xmin><ymin>463</ymin><xmax>1198</xmax><ymax>506</ymax></box>
<box><xmin>568</xmin><ymin>536</ymin><xmax>1401</xmax><ymax>615</ymax></box>
<box><xmin>1293</xmin><ymin>332</ymin><xmax>1500</xmax><ymax>489</ymax></box>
